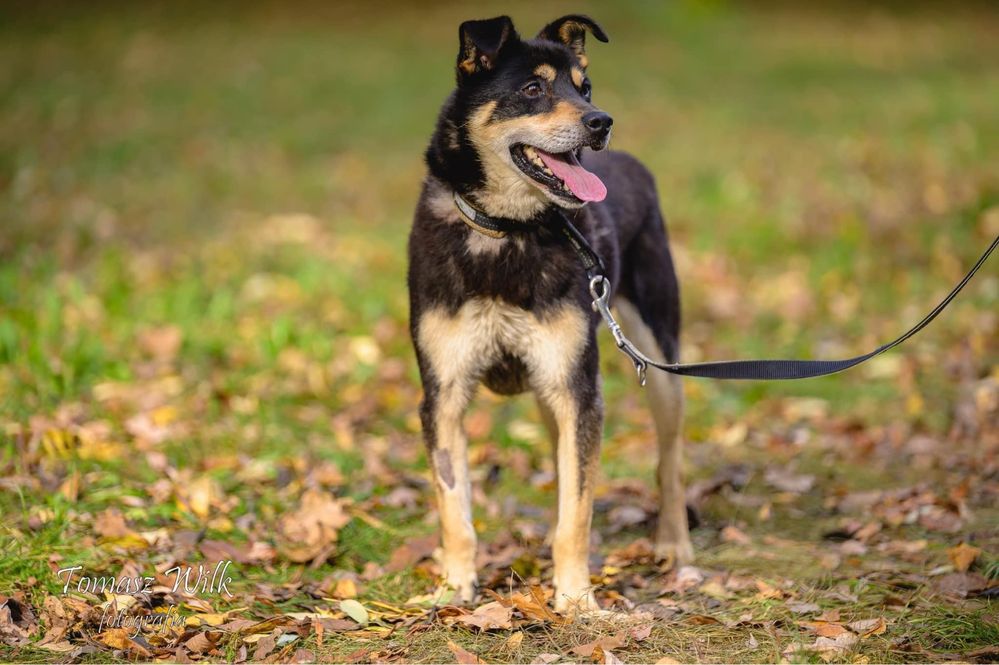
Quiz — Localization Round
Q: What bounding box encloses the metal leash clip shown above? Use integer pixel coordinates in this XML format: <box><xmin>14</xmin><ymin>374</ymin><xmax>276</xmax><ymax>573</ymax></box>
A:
<box><xmin>589</xmin><ymin>276</ymin><xmax>649</xmax><ymax>386</ymax></box>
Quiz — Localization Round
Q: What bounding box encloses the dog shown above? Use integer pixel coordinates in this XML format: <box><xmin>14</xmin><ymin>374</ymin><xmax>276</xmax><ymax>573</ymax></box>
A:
<box><xmin>408</xmin><ymin>14</ymin><xmax>688</xmax><ymax>614</ymax></box>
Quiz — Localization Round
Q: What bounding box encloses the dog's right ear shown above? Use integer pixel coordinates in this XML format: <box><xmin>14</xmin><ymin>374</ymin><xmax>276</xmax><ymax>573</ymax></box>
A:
<box><xmin>457</xmin><ymin>16</ymin><xmax>518</xmax><ymax>78</ymax></box>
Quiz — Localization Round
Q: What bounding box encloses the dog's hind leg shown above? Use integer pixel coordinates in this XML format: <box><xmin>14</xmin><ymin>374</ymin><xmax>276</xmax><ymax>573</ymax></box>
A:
<box><xmin>615</xmin><ymin>298</ymin><xmax>693</xmax><ymax>565</ymax></box>
<box><xmin>616</xmin><ymin>211</ymin><xmax>693</xmax><ymax>566</ymax></box>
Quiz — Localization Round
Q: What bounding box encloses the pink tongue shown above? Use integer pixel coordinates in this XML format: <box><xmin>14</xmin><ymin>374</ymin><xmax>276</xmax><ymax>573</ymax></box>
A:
<box><xmin>537</xmin><ymin>150</ymin><xmax>607</xmax><ymax>202</ymax></box>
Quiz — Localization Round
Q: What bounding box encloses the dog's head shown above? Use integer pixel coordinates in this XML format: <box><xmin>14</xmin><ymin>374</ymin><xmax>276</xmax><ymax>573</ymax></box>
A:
<box><xmin>429</xmin><ymin>15</ymin><xmax>612</xmax><ymax>218</ymax></box>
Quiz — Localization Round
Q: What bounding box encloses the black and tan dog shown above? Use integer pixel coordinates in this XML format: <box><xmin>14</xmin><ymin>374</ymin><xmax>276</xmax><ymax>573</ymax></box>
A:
<box><xmin>408</xmin><ymin>14</ymin><xmax>688</xmax><ymax>613</ymax></box>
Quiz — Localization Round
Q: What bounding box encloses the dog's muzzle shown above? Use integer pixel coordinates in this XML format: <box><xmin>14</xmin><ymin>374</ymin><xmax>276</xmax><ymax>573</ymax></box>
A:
<box><xmin>582</xmin><ymin>111</ymin><xmax>613</xmax><ymax>150</ymax></box>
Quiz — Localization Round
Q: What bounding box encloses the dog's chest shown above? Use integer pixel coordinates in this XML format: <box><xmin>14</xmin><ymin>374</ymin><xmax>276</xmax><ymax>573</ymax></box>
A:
<box><xmin>418</xmin><ymin>297</ymin><xmax>589</xmax><ymax>396</ymax></box>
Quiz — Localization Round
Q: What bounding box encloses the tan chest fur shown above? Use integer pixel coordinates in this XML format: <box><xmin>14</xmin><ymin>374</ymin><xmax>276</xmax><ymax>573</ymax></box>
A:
<box><xmin>418</xmin><ymin>298</ymin><xmax>588</xmax><ymax>400</ymax></box>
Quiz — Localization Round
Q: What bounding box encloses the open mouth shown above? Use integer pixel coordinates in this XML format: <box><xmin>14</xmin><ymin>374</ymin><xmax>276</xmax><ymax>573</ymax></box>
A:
<box><xmin>511</xmin><ymin>144</ymin><xmax>607</xmax><ymax>203</ymax></box>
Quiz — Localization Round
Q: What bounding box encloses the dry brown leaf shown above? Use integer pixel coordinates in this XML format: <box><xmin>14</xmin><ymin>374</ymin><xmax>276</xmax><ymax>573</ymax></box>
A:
<box><xmin>386</xmin><ymin>534</ymin><xmax>438</xmax><ymax>572</ymax></box>
<box><xmin>448</xmin><ymin>639</ymin><xmax>486</xmax><ymax>664</ymax></box>
<box><xmin>947</xmin><ymin>543</ymin><xmax>981</xmax><ymax>572</ymax></box>
<box><xmin>503</xmin><ymin>631</ymin><xmax>524</xmax><ymax>651</ymax></box>
<box><xmin>631</xmin><ymin>623</ymin><xmax>653</xmax><ymax>641</ymax></box>
<box><xmin>138</xmin><ymin>325</ymin><xmax>183</xmax><ymax>361</ymax></box>
<box><xmin>754</xmin><ymin>579</ymin><xmax>785</xmax><ymax>600</ymax></box>
<box><xmin>654</xmin><ymin>658</ymin><xmax>682</xmax><ymax>665</ymax></box>
<box><xmin>531</xmin><ymin>654</ymin><xmax>560</xmax><ymax>664</ymax></box>
<box><xmin>94</xmin><ymin>508</ymin><xmax>134</xmax><ymax>539</ymax></box>
<box><xmin>454</xmin><ymin>602</ymin><xmax>513</xmax><ymax>631</ymax></box>
<box><xmin>37</xmin><ymin>640</ymin><xmax>76</xmax><ymax>653</ymax></box>
<box><xmin>185</xmin><ymin>630</ymin><xmax>220</xmax><ymax>654</ymax></box>
<box><xmin>253</xmin><ymin>634</ymin><xmax>277</xmax><ymax>659</ymax></box>
<box><xmin>798</xmin><ymin>620</ymin><xmax>850</xmax><ymax>638</ymax></box>
<box><xmin>36</xmin><ymin>596</ymin><xmax>70</xmax><ymax>646</ymax></box>
<box><xmin>721</xmin><ymin>525</ymin><xmax>751</xmax><ymax>545</ymax></box>
<box><xmin>290</xmin><ymin>648</ymin><xmax>316</xmax><ymax>663</ymax></box>
<box><xmin>847</xmin><ymin>617</ymin><xmax>887</xmax><ymax>637</ymax></box>
<box><xmin>571</xmin><ymin>633</ymin><xmax>627</xmax><ymax>658</ymax></box>
<box><xmin>278</xmin><ymin>489</ymin><xmax>351</xmax><ymax>563</ymax></box>
<box><xmin>602</xmin><ymin>648</ymin><xmax>625</xmax><ymax>665</ymax></box>
<box><xmin>98</xmin><ymin>628</ymin><xmax>152</xmax><ymax>658</ymax></box>
<box><xmin>334</xmin><ymin>577</ymin><xmax>359</xmax><ymax>599</ymax></box>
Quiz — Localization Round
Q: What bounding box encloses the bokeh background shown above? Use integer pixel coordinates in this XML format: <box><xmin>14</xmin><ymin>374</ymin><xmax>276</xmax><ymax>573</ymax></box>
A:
<box><xmin>1</xmin><ymin>2</ymin><xmax>997</xmax><ymax>663</ymax></box>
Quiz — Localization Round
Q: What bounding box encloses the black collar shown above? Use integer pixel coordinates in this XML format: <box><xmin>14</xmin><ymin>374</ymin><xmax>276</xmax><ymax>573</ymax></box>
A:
<box><xmin>452</xmin><ymin>192</ymin><xmax>539</xmax><ymax>239</ymax></box>
<box><xmin>453</xmin><ymin>191</ymin><xmax>606</xmax><ymax>279</ymax></box>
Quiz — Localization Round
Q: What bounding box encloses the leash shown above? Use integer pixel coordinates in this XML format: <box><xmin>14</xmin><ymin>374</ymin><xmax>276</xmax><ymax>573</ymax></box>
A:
<box><xmin>452</xmin><ymin>192</ymin><xmax>997</xmax><ymax>385</ymax></box>
<box><xmin>555</xmin><ymin>212</ymin><xmax>997</xmax><ymax>385</ymax></box>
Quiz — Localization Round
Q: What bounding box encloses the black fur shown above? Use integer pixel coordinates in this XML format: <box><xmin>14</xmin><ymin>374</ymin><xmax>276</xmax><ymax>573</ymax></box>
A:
<box><xmin>409</xmin><ymin>14</ymin><xmax>680</xmax><ymax>472</ymax></box>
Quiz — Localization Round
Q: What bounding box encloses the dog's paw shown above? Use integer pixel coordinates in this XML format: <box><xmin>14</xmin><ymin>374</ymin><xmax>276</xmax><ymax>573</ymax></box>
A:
<box><xmin>553</xmin><ymin>589</ymin><xmax>600</xmax><ymax>616</ymax></box>
<box><xmin>653</xmin><ymin>539</ymin><xmax>695</xmax><ymax>568</ymax></box>
<box><xmin>439</xmin><ymin>571</ymin><xmax>478</xmax><ymax>606</ymax></box>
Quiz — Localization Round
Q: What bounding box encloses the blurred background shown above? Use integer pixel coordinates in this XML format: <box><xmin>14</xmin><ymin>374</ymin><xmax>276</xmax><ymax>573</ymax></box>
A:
<box><xmin>0</xmin><ymin>1</ymin><xmax>997</xmax><ymax>661</ymax></box>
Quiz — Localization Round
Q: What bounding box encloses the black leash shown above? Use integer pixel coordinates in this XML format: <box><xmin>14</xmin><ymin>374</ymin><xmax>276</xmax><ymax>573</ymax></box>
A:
<box><xmin>452</xmin><ymin>192</ymin><xmax>997</xmax><ymax>385</ymax></box>
<box><xmin>552</xmin><ymin>211</ymin><xmax>997</xmax><ymax>385</ymax></box>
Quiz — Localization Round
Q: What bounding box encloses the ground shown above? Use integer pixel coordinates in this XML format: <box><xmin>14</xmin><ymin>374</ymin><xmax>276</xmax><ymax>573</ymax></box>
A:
<box><xmin>1</xmin><ymin>2</ymin><xmax>998</xmax><ymax>663</ymax></box>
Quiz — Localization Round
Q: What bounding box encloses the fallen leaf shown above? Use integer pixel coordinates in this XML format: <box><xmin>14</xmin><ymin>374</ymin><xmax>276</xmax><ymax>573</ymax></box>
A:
<box><xmin>386</xmin><ymin>534</ymin><xmax>438</xmax><ymax>572</ymax></box>
<box><xmin>253</xmin><ymin>635</ymin><xmax>276</xmax><ymax>660</ymax></box>
<box><xmin>278</xmin><ymin>489</ymin><xmax>351</xmax><ymax>563</ymax></box>
<box><xmin>601</xmin><ymin>648</ymin><xmax>624</xmax><ymax>664</ymax></box>
<box><xmin>947</xmin><ymin>543</ymin><xmax>981</xmax><ymax>572</ymax></box>
<box><xmin>847</xmin><ymin>617</ymin><xmax>887</xmax><ymax>637</ymax></box>
<box><xmin>799</xmin><ymin>620</ymin><xmax>850</xmax><ymax>638</ymax></box>
<box><xmin>291</xmin><ymin>648</ymin><xmax>315</xmax><ymax>663</ymax></box>
<box><xmin>339</xmin><ymin>599</ymin><xmax>369</xmax><ymax>626</ymax></box>
<box><xmin>94</xmin><ymin>508</ymin><xmax>134</xmax><ymax>539</ymax></box>
<box><xmin>531</xmin><ymin>654</ymin><xmax>560</xmax><ymax>664</ymax></box>
<box><xmin>786</xmin><ymin>601</ymin><xmax>820</xmax><ymax>615</ymax></box>
<box><xmin>99</xmin><ymin>628</ymin><xmax>152</xmax><ymax>658</ymax></box>
<box><xmin>138</xmin><ymin>325</ymin><xmax>183</xmax><ymax>361</ymax></box>
<box><xmin>631</xmin><ymin>623</ymin><xmax>653</xmax><ymax>641</ymax></box>
<box><xmin>454</xmin><ymin>602</ymin><xmax>513</xmax><ymax>631</ymax></box>
<box><xmin>572</xmin><ymin>633</ymin><xmax>627</xmax><ymax>657</ymax></box>
<box><xmin>185</xmin><ymin>631</ymin><xmax>219</xmax><ymax>654</ymax></box>
<box><xmin>503</xmin><ymin>631</ymin><xmax>524</xmax><ymax>651</ymax></box>
<box><xmin>448</xmin><ymin>640</ymin><xmax>486</xmax><ymax>664</ymax></box>
<box><xmin>721</xmin><ymin>525</ymin><xmax>751</xmax><ymax>545</ymax></box>
<box><xmin>764</xmin><ymin>467</ymin><xmax>815</xmax><ymax>494</ymax></box>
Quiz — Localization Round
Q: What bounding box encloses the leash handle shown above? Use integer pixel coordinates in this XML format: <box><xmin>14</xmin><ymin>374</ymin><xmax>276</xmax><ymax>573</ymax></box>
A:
<box><xmin>577</xmin><ymin>221</ymin><xmax>997</xmax><ymax>382</ymax></box>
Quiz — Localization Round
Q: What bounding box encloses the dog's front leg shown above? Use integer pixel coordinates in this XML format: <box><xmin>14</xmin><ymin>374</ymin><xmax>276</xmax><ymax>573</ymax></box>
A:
<box><xmin>535</xmin><ymin>346</ymin><xmax>603</xmax><ymax>614</ymax></box>
<box><xmin>415</xmin><ymin>307</ymin><xmax>483</xmax><ymax>604</ymax></box>
<box><xmin>419</xmin><ymin>379</ymin><xmax>477</xmax><ymax>603</ymax></box>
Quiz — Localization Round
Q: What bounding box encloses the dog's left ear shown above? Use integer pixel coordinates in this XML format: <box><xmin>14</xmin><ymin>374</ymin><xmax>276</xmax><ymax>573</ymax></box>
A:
<box><xmin>536</xmin><ymin>15</ymin><xmax>608</xmax><ymax>68</ymax></box>
<box><xmin>457</xmin><ymin>16</ymin><xmax>519</xmax><ymax>78</ymax></box>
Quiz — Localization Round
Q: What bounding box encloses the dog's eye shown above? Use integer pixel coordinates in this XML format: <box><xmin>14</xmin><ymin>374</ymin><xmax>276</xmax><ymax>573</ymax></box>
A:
<box><xmin>521</xmin><ymin>81</ymin><xmax>543</xmax><ymax>98</ymax></box>
<box><xmin>581</xmin><ymin>79</ymin><xmax>592</xmax><ymax>101</ymax></box>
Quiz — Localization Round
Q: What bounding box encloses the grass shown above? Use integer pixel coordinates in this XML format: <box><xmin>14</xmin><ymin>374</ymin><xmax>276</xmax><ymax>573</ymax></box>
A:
<box><xmin>1</xmin><ymin>1</ymin><xmax>997</xmax><ymax>663</ymax></box>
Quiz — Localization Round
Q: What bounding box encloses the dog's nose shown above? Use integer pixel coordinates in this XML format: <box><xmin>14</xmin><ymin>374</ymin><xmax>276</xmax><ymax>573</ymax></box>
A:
<box><xmin>582</xmin><ymin>111</ymin><xmax>613</xmax><ymax>134</ymax></box>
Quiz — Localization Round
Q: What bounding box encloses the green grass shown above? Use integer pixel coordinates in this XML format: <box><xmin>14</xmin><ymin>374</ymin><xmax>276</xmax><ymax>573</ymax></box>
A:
<box><xmin>1</xmin><ymin>1</ymin><xmax>997</xmax><ymax>663</ymax></box>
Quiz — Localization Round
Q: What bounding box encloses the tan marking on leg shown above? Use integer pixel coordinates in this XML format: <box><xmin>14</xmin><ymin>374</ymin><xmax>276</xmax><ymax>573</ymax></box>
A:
<box><xmin>543</xmin><ymin>391</ymin><xmax>600</xmax><ymax>614</ymax></box>
<box><xmin>522</xmin><ymin>306</ymin><xmax>599</xmax><ymax>613</ymax></box>
<box><xmin>417</xmin><ymin>309</ymin><xmax>485</xmax><ymax>601</ymax></box>
<box><xmin>533</xmin><ymin>64</ymin><xmax>556</xmax><ymax>82</ymax></box>
<box><xmin>571</xmin><ymin>67</ymin><xmax>585</xmax><ymax>88</ymax></box>
<box><xmin>615</xmin><ymin>299</ymin><xmax>692</xmax><ymax>565</ymax></box>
